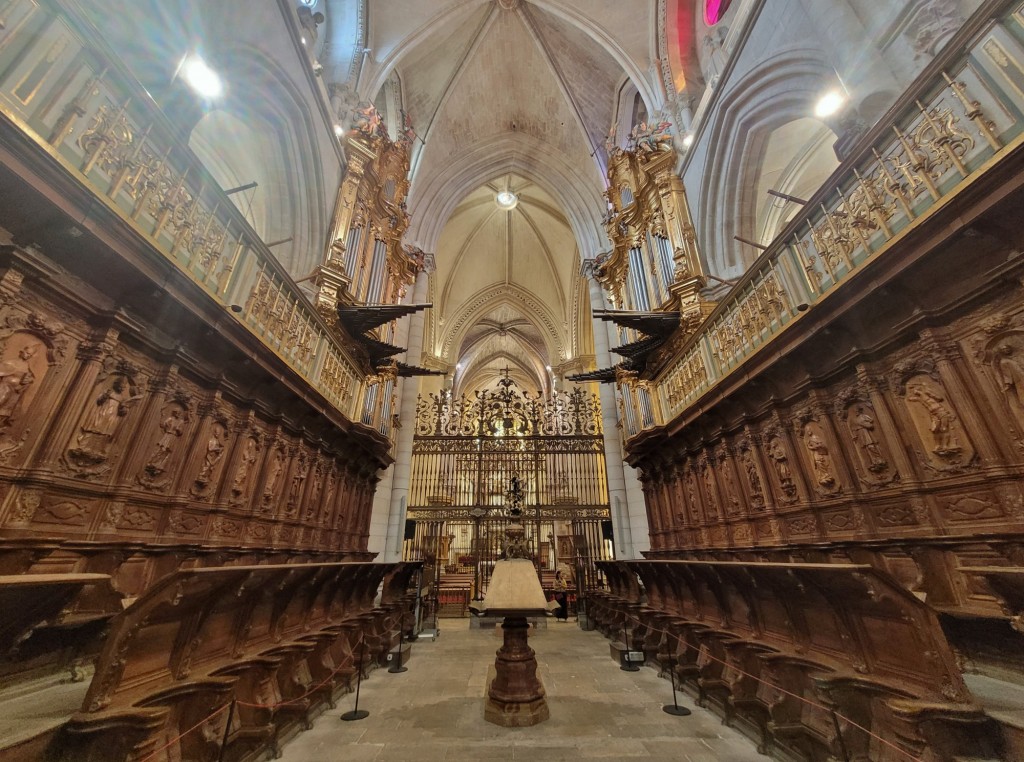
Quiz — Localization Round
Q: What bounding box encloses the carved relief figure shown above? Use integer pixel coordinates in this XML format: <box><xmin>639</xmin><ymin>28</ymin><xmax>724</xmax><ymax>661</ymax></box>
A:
<box><xmin>262</xmin><ymin>448</ymin><xmax>285</xmax><ymax>506</ymax></box>
<box><xmin>702</xmin><ymin>464</ymin><xmax>719</xmax><ymax>519</ymax></box>
<box><xmin>847</xmin><ymin>403</ymin><xmax>888</xmax><ymax>472</ymax></box>
<box><xmin>232</xmin><ymin>436</ymin><xmax>259</xmax><ymax>499</ymax></box>
<box><xmin>321</xmin><ymin>468</ymin><xmax>337</xmax><ymax>525</ymax></box>
<box><xmin>0</xmin><ymin>341</ymin><xmax>41</xmax><ymax>425</ymax></box>
<box><xmin>906</xmin><ymin>381</ymin><xmax>961</xmax><ymax>456</ymax></box>
<box><xmin>685</xmin><ymin>470</ymin><xmax>699</xmax><ymax>518</ymax></box>
<box><xmin>994</xmin><ymin>341</ymin><xmax>1024</xmax><ymax>407</ymax></box>
<box><xmin>720</xmin><ymin>457</ymin><xmax>741</xmax><ymax>513</ymax></box>
<box><xmin>194</xmin><ymin>421</ymin><xmax>227</xmax><ymax>492</ymax></box>
<box><xmin>803</xmin><ymin>423</ymin><xmax>839</xmax><ymax>494</ymax></box>
<box><xmin>72</xmin><ymin>375</ymin><xmax>142</xmax><ymax>465</ymax></box>
<box><xmin>304</xmin><ymin>461</ymin><xmax>324</xmax><ymax>521</ymax></box>
<box><xmin>741</xmin><ymin>447</ymin><xmax>764</xmax><ymax>507</ymax></box>
<box><xmin>767</xmin><ymin>436</ymin><xmax>796</xmax><ymax>497</ymax></box>
<box><xmin>287</xmin><ymin>455</ymin><xmax>310</xmax><ymax>512</ymax></box>
<box><xmin>141</xmin><ymin>404</ymin><xmax>187</xmax><ymax>481</ymax></box>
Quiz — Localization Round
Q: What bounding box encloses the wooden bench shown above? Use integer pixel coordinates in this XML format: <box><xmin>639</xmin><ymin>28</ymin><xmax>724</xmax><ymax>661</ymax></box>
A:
<box><xmin>597</xmin><ymin>559</ymin><xmax>1000</xmax><ymax>761</ymax></box>
<box><xmin>44</xmin><ymin>561</ymin><xmax>420</xmax><ymax>762</ymax></box>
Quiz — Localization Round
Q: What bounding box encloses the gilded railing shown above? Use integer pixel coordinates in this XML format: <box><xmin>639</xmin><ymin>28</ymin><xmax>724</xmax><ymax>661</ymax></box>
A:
<box><xmin>627</xmin><ymin>4</ymin><xmax>1024</xmax><ymax>439</ymax></box>
<box><xmin>0</xmin><ymin>0</ymin><xmax>375</xmax><ymax>429</ymax></box>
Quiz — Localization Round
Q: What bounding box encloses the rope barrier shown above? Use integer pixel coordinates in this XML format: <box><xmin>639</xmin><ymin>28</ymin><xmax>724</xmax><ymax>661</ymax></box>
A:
<box><xmin>138</xmin><ymin>703</ymin><xmax>231</xmax><ymax>762</ymax></box>
<box><xmin>124</xmin><ymin>601</ymin><xmax>927</xmax><ymax>762</ymax></box>
<box><xmin>601</xmin><ymin>603</ymin><xmax>925</xmax><ymax>762</ymax></box>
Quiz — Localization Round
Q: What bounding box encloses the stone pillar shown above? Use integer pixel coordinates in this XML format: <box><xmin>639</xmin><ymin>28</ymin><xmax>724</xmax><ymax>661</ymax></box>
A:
<box><xmin>583</xmin><ymin>260</ymin><xmax>648</xmax><ymax>558</ymax></box>
<box><xmin>370</xmin><ymin>255</ymin><xmax>434</xmax><ymax>561</ymax></box>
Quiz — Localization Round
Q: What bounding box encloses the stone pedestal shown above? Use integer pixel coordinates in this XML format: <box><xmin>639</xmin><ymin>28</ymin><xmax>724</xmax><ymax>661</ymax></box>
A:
<box><xmin>484</xmin><ymin>615</ymin><xmax>550</xmax><ymax>727</ymax></box>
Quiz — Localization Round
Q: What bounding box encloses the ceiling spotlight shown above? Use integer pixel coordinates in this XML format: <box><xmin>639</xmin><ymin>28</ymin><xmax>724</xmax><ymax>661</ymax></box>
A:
<box><xmin>181</xmin><ymin>54</ymin><xmax>223</xmax><ymax>99</ymax></box>
<box><xmin>681</xmin><ymin>133</ymin><xmax>694</xmax><ymax>148</ymax></box>
<box><xmin>495</xmin><ymin>191</ymin><xmax>518</xmax><ymax>211</ymax></box>
<box><xmin>814</xmin><ymin>89</ymin><xmax>846</xmax><ymax>118</ymax></box>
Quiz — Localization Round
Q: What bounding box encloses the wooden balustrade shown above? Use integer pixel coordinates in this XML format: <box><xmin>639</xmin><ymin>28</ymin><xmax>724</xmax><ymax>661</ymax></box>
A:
<box><xmin>593</xmin><ymin>560</ymin><xmax>1001</xmax><ymax>762</ymax></box>
<box><xmin>7</xmin><ymin>561</ymin><xmax>424</xmax><ymax>762</ymax></box>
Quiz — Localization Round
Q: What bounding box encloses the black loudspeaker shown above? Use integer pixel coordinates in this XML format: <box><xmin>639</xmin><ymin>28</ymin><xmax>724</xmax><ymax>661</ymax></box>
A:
<box><xmin>404</xmin><ymin>519</ymin><xmax>416</xmax><ymax>540</ymax></box>
<box><xmin>601</xmin><ymin>520</ymin><xmax>614</xmax><ymax>541</ymax></box>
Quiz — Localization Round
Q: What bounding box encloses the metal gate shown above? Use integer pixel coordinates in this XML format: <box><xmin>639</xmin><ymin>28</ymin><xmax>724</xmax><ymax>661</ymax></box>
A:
<box><xmin>404</xmin><ymin>376</ymin><xmax>614</xmax><ymax>619</ymax></box>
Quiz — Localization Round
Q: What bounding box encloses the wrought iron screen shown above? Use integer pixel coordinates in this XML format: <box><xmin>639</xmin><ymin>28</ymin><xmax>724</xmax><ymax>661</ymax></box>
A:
<box><xmin>405</xmin><ymin>377</ymin><xmax>613</xmax><ymax>616</ymax></box>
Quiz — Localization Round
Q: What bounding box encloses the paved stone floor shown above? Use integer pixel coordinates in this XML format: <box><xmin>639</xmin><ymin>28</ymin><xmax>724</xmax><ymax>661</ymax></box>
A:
<box><xmin>277</xmin><ymin>621</ymin><xmax>766</xmax><ymax>761</ymax></box>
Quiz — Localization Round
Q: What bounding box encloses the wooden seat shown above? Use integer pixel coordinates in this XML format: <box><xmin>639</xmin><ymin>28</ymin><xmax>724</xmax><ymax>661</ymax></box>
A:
<box><xmin>51</xmin><ymin>561</ymin><xmax>421</xmax><ymax>762</ymax></box>
<box><xmin>596</xmin><ymin>559</ymin><xmax>997</xmax><ymax>761</ymax></box>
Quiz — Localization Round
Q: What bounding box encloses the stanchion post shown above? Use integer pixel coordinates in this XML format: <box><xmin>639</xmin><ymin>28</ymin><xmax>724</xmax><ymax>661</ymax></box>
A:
<box><xmin>621</xmin><ymin>624</ymin><xmax>640</xmax><ymax>672</ymax></box>
<box><xmin>341</xmin><ymin>640</ymin><xmax>370</xmax><ymax>721</ymax></box>
<box><xmin>217</xmin><ymin>699</ymin><xmax>236</xmax><ymax>762</ymax></box>
<box><xmin>662</xmin><ymin>653</ymin><xmax>691</xmax><ymax>717</ymax></box>
<box><xmin>830</xmin><ymin>709</ymin><xmax>852</xmax><ymax>762</ymax></box>
<box><xmin>389</xmin><ymin>611</ymin><xmax>408</xmax><ymax>674</ymax></box>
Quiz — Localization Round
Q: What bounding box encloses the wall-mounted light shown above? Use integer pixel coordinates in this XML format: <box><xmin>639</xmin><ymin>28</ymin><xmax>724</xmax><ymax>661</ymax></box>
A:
<box><xmin>814</xmin><ymin>90</ymin><xmax>846</xmax><ymax>118</ymax></box>
<box><xmin>681</xmin><ymin>133</ymin><xmax>695</xmax><ymax>148</ymax></box>
<box><xmin>334</xmin><ymin>124</ymin><xmax>344</xmax><ymax>137</ymax></box>
<box><xmin>180</xmin><ymin>54</ymin><xmax>223</xmax><ymax>99</ymax></box>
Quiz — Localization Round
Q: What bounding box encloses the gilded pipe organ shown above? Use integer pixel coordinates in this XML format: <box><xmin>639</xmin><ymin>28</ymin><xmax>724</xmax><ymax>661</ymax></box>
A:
<box><xmin>315</xmin><ymin>108</ymin><xmax>427</xmax><ymax>438</ymax></box>
<box><xmin>594</xmin><ymin>138</ymin><xmax>713</xmax><ymax>329</ymax></box>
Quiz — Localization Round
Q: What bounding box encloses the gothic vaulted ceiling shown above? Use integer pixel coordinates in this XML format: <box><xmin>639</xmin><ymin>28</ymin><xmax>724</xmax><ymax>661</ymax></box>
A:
<box><xmin>347</xmin><ymin>0</ymin><xmax>665</xmax><ymax>388</ymax></box>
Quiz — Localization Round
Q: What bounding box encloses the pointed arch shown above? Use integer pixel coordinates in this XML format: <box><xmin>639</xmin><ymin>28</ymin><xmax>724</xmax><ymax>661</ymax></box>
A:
<box><xmin>695</xmin><ymin>49</ymin><xmax>836</xmax><ymax>278</ymax></box>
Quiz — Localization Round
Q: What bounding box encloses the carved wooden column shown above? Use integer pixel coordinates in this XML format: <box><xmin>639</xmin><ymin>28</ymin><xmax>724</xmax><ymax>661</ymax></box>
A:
<box><xmin>641</xmin><ymin>465</ymin><xmax>663</xmax><ymax>550</ymax></box>
<box><xmin>744</xmin><ymin>430</ymin><xmax>783</xmax><ymax>547</ymax></box>
<box><xmin>666</xmin><ymin>464</ymin><xmax>688</xmax><ymax>551</ymax></box>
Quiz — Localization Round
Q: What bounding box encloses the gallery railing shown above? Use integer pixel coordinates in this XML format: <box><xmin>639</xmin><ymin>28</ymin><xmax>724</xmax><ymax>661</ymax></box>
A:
<box><xmin>0</xmin><ymin>0</ymin><xmax>391</xmax><ymax>435</ymax></box>
<box><xmin>621</xmin><ymin>2</ymin><xmax>1024</xmax><ymax>439</ymax></box>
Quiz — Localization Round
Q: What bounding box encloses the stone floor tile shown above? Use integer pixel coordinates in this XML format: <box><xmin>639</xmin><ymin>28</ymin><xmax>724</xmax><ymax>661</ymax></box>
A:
<box><xmin>277</xmin><ymin>622</ymin><xmax>764</xmax><ymax>762</ymax></box>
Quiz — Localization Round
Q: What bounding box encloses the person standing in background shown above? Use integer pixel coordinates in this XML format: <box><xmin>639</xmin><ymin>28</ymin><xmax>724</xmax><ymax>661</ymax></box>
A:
<box><xmin>554</xmin><ymin>569</ymin><xmax>569</xmax><ymax>622</ymax></box>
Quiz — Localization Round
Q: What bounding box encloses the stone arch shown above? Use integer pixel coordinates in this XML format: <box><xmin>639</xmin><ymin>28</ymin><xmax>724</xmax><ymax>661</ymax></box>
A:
<box><xmin>696</xmin><ymin>49</ymin><xmax>837</xmax><ymax>278</ymax></box>
<box><xmin>439</xmin><ymin>285</ymin><xmax>565</xmax><ymax>366</ymax></box>
<box><xmin>188</xmin><ymin>47</ymin><xmax>328</xmax><ymax>279</ymax></box>
<box><xmin>407</xmin><ymin>134</ymin><xmax>605</xmax><ymax>260</ymax></box>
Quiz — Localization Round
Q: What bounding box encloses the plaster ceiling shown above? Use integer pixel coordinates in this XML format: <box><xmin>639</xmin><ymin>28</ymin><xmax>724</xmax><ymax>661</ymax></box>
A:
<box><xmin>351</xmin><ymin>0</ymin><xmax>662</xmax><ymax>388</ymax></box>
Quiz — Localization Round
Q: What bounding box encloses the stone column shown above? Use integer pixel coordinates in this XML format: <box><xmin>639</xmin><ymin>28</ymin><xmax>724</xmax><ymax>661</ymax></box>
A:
<box><xmin>370</xmin><ymin>255</ymin><xmax>434</xmax><ymax>562</ymax></box>
<box><xmin>583</xmin><ymin>260</ymin><xmax>648</xmax><ymax>558</ymax></box>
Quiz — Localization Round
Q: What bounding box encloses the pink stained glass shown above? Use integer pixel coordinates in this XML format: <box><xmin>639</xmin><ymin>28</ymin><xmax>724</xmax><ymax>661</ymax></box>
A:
<box><xmin>704</xmin><ymin>0</ymin><xmax>732</xmax><ymax>25</ymax></box>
